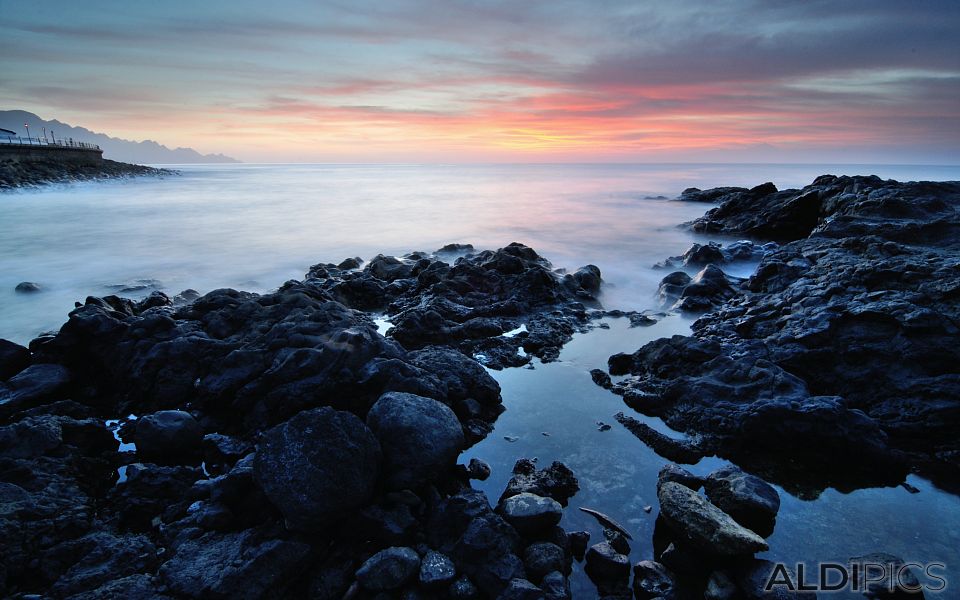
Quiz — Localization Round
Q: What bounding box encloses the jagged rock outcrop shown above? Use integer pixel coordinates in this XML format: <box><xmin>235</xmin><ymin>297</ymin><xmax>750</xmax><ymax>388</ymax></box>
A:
<box><xmin>612</xmin><ymin>176</ymin><xmax>960</xmax><ymax>494</ymax></box>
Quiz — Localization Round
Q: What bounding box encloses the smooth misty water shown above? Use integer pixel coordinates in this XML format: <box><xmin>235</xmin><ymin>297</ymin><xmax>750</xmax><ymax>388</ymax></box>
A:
<box><xmin>3</xmin><ymin>163</ymin><xmax>959</xmax><ymax>595</ymax></box>
<box><xmin>3</xmin><ymin>162</ymin><xmax>960</xmax><ymax>344</ymax></box>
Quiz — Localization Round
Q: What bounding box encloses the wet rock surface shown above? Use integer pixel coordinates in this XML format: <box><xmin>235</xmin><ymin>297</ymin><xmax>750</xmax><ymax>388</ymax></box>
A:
<box><xmin>612</xmin><ymin>176</ymin><xmax>960</xmax><ymax>493</ymax></box>
<box><xmin>0</xmin><ymin>242</ymin><xmax>597</xmax><ymax>598</ymax></box>
<box><xmin>656</xmin><ymin>481</ymin><xmax>768</xmax><ymax>556</ymax></box>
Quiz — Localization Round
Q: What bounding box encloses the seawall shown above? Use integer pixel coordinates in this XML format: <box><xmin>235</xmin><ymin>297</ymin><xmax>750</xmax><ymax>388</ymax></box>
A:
<box><xmin>0</xmin><ymin>143</ymin><xmax>103</xmax><ymax>167</ymax></box>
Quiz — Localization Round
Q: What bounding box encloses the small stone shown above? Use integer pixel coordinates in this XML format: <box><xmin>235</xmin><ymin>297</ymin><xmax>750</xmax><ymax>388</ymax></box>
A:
<box><xmin>419</xmin><ymin>550</ymin><xmax>456</xmax><ymax>588</ymax></box>
<box><xmin>448</xmin><ymin>576</ymin><xmax>480</xmax><ymax>599</ymax></box>
<box><xmin>467</xmin><ymin>458</ymin><xmax>491</xmax><ymax>481</ymax></box>
<box><xmin>632</xmin><ymin>561</ymin><xmax>675</xmax><ymax>599</ymax></box>
<box><xmin>500</xmin><ymin>493</ymin><xmax>563</xmax><ymax>535</ymax></box>
<box><xmin>15</xmin><ymin>281</ymin><xmax>41</xmax><ymax>293</ymax></box>
<box><xmin>590</xmin><ymin>369</ymin><xmax>612</xmax><ymax>389</ymax></box>
<box><xmin>584</xmin><ymin>542</ymin><xmax>630</xmax><ymax>580</ymax></box>
<box><xmin>643</xmin><ymin>505</ymin><xmax>653</xmax><ymax>513</ymax></box>
<box><xmin>499</xmin><ymin>578</ymin><xmax>545</xmax><ymax>600</ymax></box>
<box><xmin>603</xmin><ymin>528</ymin><xmax>630</xmax><ymax>555</ymax></box>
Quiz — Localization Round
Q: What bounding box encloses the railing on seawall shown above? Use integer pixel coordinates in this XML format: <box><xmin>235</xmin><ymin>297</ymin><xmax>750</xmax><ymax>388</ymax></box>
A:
<box><xmin>0</xmin><ymin>136</ymin><xmax>101</xmax><ymax>151</ymax></box>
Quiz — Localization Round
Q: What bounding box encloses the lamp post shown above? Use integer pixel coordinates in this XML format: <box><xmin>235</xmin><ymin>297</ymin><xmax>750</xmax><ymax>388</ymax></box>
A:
<box><xmin>24</xmin><ymin>123</ymin><xmax>30</xmax><ymax>143</ymax></box>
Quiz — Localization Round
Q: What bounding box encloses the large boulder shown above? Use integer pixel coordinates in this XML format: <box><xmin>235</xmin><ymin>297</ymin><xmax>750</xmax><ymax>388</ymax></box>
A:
<box><xmin>134</xmin><ymin>410</ymin><xmax>203</xmax><ymax>464</ymax></box>
<box><xmin>656</xmin><ymin>482</ymin><xmax>768</xmax><ymax>557</ymax></box>
<box><xmin>366</xmin><ymin>391</ymin><xmax>465</xmax><ymax>490</ymax></box>
<box><xmin>703</xmin><ymin>466</ymin><xmax>781</xmax><ymax>537</ymax></box>
<box><xmin>253</xmin><ymin>407</ymin><xmax>381</xmax><ymax>531</ymax></box>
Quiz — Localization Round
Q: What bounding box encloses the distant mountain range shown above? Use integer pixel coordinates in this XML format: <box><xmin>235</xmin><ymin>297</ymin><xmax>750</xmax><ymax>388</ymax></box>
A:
<box><xmin>0</xmin><ymin>110</ymin><xmax>239</xmax><ymax>164</ymax></box>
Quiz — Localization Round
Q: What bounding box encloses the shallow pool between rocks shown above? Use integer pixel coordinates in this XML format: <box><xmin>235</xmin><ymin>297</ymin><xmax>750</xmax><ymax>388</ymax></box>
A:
<box><xmin>461</xmin><ymin>315</ymin><xmax>960</xmax><ymax>598</ymax></box>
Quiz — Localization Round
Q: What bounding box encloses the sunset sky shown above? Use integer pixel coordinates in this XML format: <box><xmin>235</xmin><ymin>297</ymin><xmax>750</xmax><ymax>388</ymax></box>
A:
<box><xmin>1</xmin><ymin>0</ymin><xmax>958</xmax><ymax>163</ymax></box>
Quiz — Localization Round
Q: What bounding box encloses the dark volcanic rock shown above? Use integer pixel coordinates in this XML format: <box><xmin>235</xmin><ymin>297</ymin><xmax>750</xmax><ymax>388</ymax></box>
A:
<box><xmin>523</xmin><ymin>542</ymin><xmax>568</xmax><ymax>582</ymax></box>
<box><xmin>15</xmin><ymin>281</ymin><xmax>42</xmax><ymax>293</ymax></box>
<box><xmin>614</xmin><ymin>412</ymin><xmax>704</xmax><ymax>463</ymax></box>
<box><xmin>0</xmin><ymin>339</ymin><xmax>30</xmax><ymax>380</ymax></box>
<box><xmin>615</xmin><ymin>176</ymin><xmax>960</xmax><ymax>491</ymax></box>
<box><xmin>682</xmin><ymin>242</ymin><xmax>725</xmax><ymax>267</ymax></box>
<box><xmin>366</xmin><ymin>391</ymin><xmax>464</xmax><ymax>490</ymax></box>
<box><xmin>703</xmin><ymin>466</ymin><xmax>780</xmax><ymax>537</ymax></box>
<box><xmin>500</xmin><ymin>578</ymin><xmax>546</xmax><ymax>600</ymax></box>
<box><xmin>133</xmin><ymin>410</ymin><xmax>203</xmax><ymax>464</ymax></box>
<box><xmin>541</xmin><ymin>570</ymin><xmax>571</xmax><ymax>600</ymax></box>
<box><xmin>584</xmin><ymin>541</ymin><xmax>630</xmax><ymax>580</ymax></box>
<box><xmin>158</xmin><ymin>527</ymin><xmax>310</xmax><ymax>598</ymax></box>
<box><xmin>0</xmin><ymin>242</ymin><xmax>604</xmax><ymax>599</ymax></box>
<box><xmin>674</xmin><ymin>264</ymin><xmax>740</xmax><ymax>313</ymax></box>
<box><xmin>253</xmin><ymin>407</ymin><xmax>381</xmax><ymax>531</ymax></box>
<box><xmin>500</xmin><ymin>459</ymin><xmax>580</xmax><ymax>506</ymax></box>
<box><xmin>419</xmin><ymin>549</ymin><xmax>457</xmax><ymax>588</ymax></box>
<box><xmin>467</xmin><ymin>457</ymin><xmax>492</xmax><ymax>480</ymax></box>
<box><xmin>688</xmin><ymin>180</ymin><xmax>821</xmax><ymax>242</ymax></box>
<box><xmin>374</xmin><ymin>242</ymin><xmax>598</xmax><ymax>367</ymax></box>
<box><xmin>657</xmin><ymin>463</ymin><xmax>704</xmax><ymax>491</ymax></box>
<box><xmin>499</xmin><ymin>492</ymin><xmax>563</xmax><ymax>536</ymax></box>
<box><xmin>679</xmin><ymin>186</ymin><xmax>750</xmax><ymax>203</ymax></box>
<box><xmin>427</xmin><ymin>489</ymin><xmax>526</xmax><ymax>597</ymax></box>
<box><xmin>656</xmin><ymin>481</ymin><xmax>768</xmax><ymax>557</ymax></box>
<box><xmin>355</xmin><ymin>546</ymin><xmax>421</xmax><ymax>592</ymax></box>
<box><xmin>632</xmin><ymin>560</ymin><xmax>676</xmax><ymax>599</ymax></box>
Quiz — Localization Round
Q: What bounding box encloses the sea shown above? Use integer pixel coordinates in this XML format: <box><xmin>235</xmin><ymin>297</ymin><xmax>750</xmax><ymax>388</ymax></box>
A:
<box><xmin>2</xmin><ymin>162</ymin><xmax>959</xmax><ymax>596</ymax></box>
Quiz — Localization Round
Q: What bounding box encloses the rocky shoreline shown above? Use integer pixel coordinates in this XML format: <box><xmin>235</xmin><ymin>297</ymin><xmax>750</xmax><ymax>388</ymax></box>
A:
<box><xmin>1</xmin><ymin>175</ymin><xmax>956</xmax><ymax>598</ymax></box>
<box><xmin>607</xmin><ymin>175</ymin><xmax>960</xmax><ymax>497</ymax></box>
<box><xmin>0</xmin><ymin>158</ymin><xmax>171</xmax><ymax>189</ymax></box>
